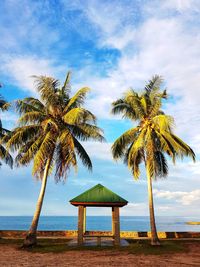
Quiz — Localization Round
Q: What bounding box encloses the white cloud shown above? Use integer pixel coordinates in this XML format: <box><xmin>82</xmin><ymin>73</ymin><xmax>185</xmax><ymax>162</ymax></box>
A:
<box><xmin>156</xmin><ymin>205</ymin><xmax>171</xmax><ymax>212</ymax></box>
<box><xmin>121</xmin><ymin>202</ymin><xmax>148</xmax><ymax>216</ymax></box>
<box><xmin>86</xmin><ymin>96</ymin><xmax>114</xmax><ymax>119</ymax></box>
<box><xmin>160</xmin><ymin>0</ymin><xmax>200</xmax><ymax>13</ymax></box>
<box><xmin>73</xmin><ymin>1</ymin><xmax>200</xmax><ymax>157</ymax></box>
<box><xmin>64</xmin><ymin>0</ymin><xmax>138</xmax><ymax>50</ymax></box>
<box><xmin>0</xmin><ymin>110</ymin><xmax>19</xmax><ymax>129</ymax></box>
<box><xmin>170</xmin><ymin>160</ymin><xmax>200</xmax><ymax>174</ymax></box>
<box><xmin>191</xmin><ymin>135</ymin><xmax>200</xmax><ymax>154</ymax></box>
<box><xmin>181</xmin><ymin>190</ymin><xmax>200</xmax><ymax>205</ymax></box>
<box><xmin>144</xmin><ymin>0</ymin><xmax>200</xmax><ymax>19</ymax></box>
<box><xmin>0</xmin><ymin>0</ymin><xmax>60</xmax><ymax>53</ymax></box>
<box><xmin>83</xmin><ymin>142</ymin><xmax>112</xmax><ymax>161</ymax></box>
<box><xmin>71</xmin><ymin>178</ymin><xmax>103</xmax><ymax>187</ymax></box>
<box><xmin>154</xmin><ymin>188</ymin><xmax>200</xmax><ymax>205</ymax></box>
<box><xmin>1</xmin><ymin>55</ymin><xmax>65</xmax><ymax>94</ymax></box>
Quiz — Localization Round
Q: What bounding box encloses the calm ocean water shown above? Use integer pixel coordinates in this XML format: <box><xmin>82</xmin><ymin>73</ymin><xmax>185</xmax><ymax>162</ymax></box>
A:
<box><xmin>0</xmin><ymin>216</ymin><xmax>200</xmax><ymax>232</ymax></box>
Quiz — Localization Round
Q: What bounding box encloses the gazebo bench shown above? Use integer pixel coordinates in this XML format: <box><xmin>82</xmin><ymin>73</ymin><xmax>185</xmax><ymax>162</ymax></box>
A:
<box><xmin>83</xmin><ymin>234</ymin><xmax>114</xmax><ymax>245</ymax></box>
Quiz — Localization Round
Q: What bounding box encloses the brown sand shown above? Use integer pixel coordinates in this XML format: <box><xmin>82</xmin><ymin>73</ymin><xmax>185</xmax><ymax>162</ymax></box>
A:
<box><xmin>0</xmin><ymin>243</ymin><xmax>200</xmax><ymax>267</ymax></box>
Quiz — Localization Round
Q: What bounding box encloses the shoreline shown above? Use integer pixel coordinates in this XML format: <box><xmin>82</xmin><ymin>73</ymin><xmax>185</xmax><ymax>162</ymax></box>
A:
<box><xmin>1</xmin><ymin>230</ymin><xmax>200</xmax><ymax>239</ymax></box>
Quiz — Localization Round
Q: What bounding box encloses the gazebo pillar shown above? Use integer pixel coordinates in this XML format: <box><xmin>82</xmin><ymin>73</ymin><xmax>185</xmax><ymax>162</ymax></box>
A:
<box><xmin>78</xmin><ymin>205</ymin><xmax>84</xmax><ymax>245</ymax></box>
<box><xmin>112</xmin><ymin>207</ymin><xmax>115</xmax><ymax>234</ymax></box>
<box><xmin>112</xmin><ymin>207</ymin><xmax>120</xmax><ymax>246</ymax></box>
<box><xmin>83</xmin><ymin>206</ymin><xmax>86</xmax><ymax>233</ymax></box>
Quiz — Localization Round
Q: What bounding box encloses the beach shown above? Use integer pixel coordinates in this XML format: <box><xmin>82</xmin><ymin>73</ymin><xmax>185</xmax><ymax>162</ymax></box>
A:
<box><xmin>1</xmin><ymin>242</ymin><xmax>200</xmax><ymax>267</ymax></box>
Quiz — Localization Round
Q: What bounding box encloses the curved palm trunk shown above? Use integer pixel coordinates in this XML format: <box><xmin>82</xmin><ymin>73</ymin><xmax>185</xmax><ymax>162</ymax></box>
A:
<box><xmin>147</xmin><ymin>171</ymin><xmax>160</xmax><ymax>246</ymax></box>
<box><xmin>23</xmin><ymin>158</ymin><xmax>51</xmax><ymax>247</ymax></box>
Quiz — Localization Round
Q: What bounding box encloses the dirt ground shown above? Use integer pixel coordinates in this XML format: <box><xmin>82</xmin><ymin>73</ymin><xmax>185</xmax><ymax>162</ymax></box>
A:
<box><xmin>0</xmin><ymin>242</ymin><xmax>200</xmax><ymax>267</ymax></box>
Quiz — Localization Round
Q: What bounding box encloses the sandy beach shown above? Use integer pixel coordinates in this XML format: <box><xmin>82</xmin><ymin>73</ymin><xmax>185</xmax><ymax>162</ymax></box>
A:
<box><xmin>0</xmin><ymin>242</ymin><xmax>200</xmax><ymax>267</ymax></box>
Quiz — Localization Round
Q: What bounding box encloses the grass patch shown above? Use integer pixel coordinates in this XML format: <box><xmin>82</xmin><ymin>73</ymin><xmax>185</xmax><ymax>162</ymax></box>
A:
<box><xmin>28</xmin><ymin>239</ymin><xmax>72</xmax><ymax>253</ymax></box>
<box><xmin>0</xmin><ymin>238</ymin><xmax>72</xmax><ymax>253</ymax></box>
<box><xmin>126</xmin><ymin>239</ymin><xmax>188</xmax><ymax>255</ymax></box>
<box><xmin>0</xmin><ymin>238</ymin><xmax>23</xmax><ymax>245</ymax></box>
<box><xmin>26</xmin><ymin>239</ymin><xmax>115</xmax><ymax>253</ymax></box>
<box><xmin>0</xmin><ymin>238</ymin><xmax>196</xmax><ymax>254</ymax></box>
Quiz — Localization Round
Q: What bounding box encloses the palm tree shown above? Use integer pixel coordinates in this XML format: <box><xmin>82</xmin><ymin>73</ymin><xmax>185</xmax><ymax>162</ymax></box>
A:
<box><xmin>111</xmin><ymin>75</ymin><xmax>195</xmax><ymax>245</ymax></box>
<box><xmin>4</xmin><ymin>72</ymin><xmax>104</xmax><ymax>247</ymax></box>
<box><xmin>0</xmin><ymin>84</ymin><xmax>13</xmax><ymax>168</ymax></box>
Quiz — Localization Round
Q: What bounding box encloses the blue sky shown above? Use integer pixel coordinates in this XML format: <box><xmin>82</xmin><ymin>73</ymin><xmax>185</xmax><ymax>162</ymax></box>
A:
<box><xmin>0</xmin><ymin>0</ymin><xmax>200</xmax><ymax>217</ymax></box>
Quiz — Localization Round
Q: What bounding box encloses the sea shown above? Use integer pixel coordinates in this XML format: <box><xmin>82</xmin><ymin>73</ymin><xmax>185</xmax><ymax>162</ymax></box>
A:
<box><xmin>0</xmin><ymin>216</ymin><xmax>200</xmax><ymax>232</ymax></box>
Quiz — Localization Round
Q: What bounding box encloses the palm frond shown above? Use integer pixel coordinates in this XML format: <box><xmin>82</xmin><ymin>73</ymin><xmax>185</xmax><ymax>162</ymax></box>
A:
<box><xmin>149</xmin><ymin>97</ymin><xmax>162</xmax><ymax>118</ymax></box>
<box><xmin>64</xmin><ymin>87</ymin><xmax>90</xmax><ymax>112</ymax></box>
<box><xmin>54</xmin><ymin>131</ymin><xmax>77</xmax><ymax>181</ymax></box>
<box><xmin>22</xmin><ymin>97</ymin><xmax>45</xmax><ymax>110</ymax></box>
<box><xmin>0</xmin><ymin>144</ymin><xmax>13</xmax><ymax>168</ymax></box>
<box><xmin>154</xmin><ymin>151</ymin><xmax>168</xmax><ymax>178</ymax></box>
<box><xmin>16</xmin><ymin>99</ymin><xmax>44</xmax><ymax>114</ymax></box>
<box><xmin>152</xmin><ymin>115</ymin><xmax>174</xmax><ymax>131</ymax></box>
<box><xmin>1</xmin><ymin>127</ymin><xmax>10</xmax><ymax>135</ymax></box>
<box><xmin>15</xmin><ymin>136</ymin><xmax>44</xmax><ymax>166</ymax></box>
<box><xmin>0</xmin><ymin>95</ymin><xmax>7</xmax><ymax>110</ymax></box>
<box><xmin>111</xmin><ymin>99</ymin><xmax>137</xmax><ymax>120</ymax></box>
<box><xmin>33</xmin><ymin>131</ymin><xmax>56</xmax><ymax>178</ymax></box>
<box><xmin>73</xmin><ymin>137</ymin><xmax>92</xmax><ymax>171</ymax></box>
<box><xmin>18</xmin><ymin>111</ymin><xmax>45</xmax><ymax>125</ymax></box>
<box><xmin>5</xmin><ymin>125</ymin><xmax>41</xmax><ymax>152</ymax></box>
<box><xmin>145</xmin><ymin>75</ymin><xmax>163</xmax><ymax>93</ymax></box>
<box><xmin>61</xmin><ymin>71</ymin><xmax>71</xmax><ymax>96</ymax></box>
<box><xmin>112</xmin><ymin>127</ymin><xmax>139</xmax><ymax>160</ymax></box>
<box><xmin>153</xmin><ymin>130</ymin><xmax>176</xmax><ymax>162</ymax></box>
<box><xmin>140</xmin><ymin>95</ymin><xmax>148</xmax><ymax>115</ymax></box>
<box><xmin>68</xmin><ymin>123</ymin><xmax>105</xmax><ymax>142</ymax></box>
<box><xmin>127</xmin><ymin>129</ymin><xmax>147</xmax><ymax>170</ymax></box>
<box><xmin>41</xmin><ymin>118</ymin><xmax>58</xmax><ymax>132</ymax></box>
<box><xmin>63</xmin><ymin>107</ymin><xmax>96</xmax><ymax>125</ymax></box>
<box><xmin>1</xmin><ymin>102</ymin><xmax>11</xmax><ymax>111</ymax></box>
<box><xmin>125</xmin><ymin>145</ymin><xmax>143</xmax><ymax>179</ymax></box>
<box><xmin>32</xmin><ymin>76</ymin><xmax>60</xmax><ymax>106</ymax></box>
<box><xmin>170</xmin><ymin>133</ymin><xmax>195</xmax><ymax>161</ymax></box>
<box><xmin>124</xmin><ymin>89</ymin><xmax>145</xmax><ymax>119</ymax></box>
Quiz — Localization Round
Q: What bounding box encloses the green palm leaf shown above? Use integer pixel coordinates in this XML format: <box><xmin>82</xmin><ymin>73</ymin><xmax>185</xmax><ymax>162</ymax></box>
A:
<box><xmin>0</xmin><ymin>87</ymin><xmax>13</xmax><ymax>168</ymax></box>
<box><xmin>64</xmin><ymin>87</ymin><xmax>90</xmax><ymax>112</ymax></box>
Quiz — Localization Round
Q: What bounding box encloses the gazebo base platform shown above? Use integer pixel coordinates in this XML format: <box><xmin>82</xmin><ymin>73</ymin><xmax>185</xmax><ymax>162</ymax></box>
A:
<box><xmin>67</xmin><ymin>237</ymin><xmax>129</xmax><ymax>247</ymax></box>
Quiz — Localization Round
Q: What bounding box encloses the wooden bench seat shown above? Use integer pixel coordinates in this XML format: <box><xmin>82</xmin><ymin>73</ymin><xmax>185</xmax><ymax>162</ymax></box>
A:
<box><xmin>83</xmin><ymin>235</ymin><xmax>114</xmax><ymax>245</ymax></box>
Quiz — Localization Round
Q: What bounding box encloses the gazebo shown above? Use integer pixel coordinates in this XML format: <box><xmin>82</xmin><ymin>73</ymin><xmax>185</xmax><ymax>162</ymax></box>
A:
<box><xmin>70</xmin><ymin>184</ymin><xmax>128</xmax><ymax>246</ymax></box>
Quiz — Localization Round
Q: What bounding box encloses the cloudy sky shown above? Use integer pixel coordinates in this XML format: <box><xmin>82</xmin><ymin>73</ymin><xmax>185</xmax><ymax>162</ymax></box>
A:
<box><xmin>0</xmin><ymin>0</ymin><xmax>200</xmax><ymax>217</ymax></box>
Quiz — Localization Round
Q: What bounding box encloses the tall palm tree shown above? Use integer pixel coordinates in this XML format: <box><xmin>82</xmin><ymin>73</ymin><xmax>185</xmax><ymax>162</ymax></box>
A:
<box><xmin>4</xmin><ymin>72</ymin><xmax>104</xmax><ymax>247</ymax></box>
<box><xmin>111</xmin><ymin>75</ymin><xmax>195</xmax><ymax>245</ymax></box>
<box><xmin>0</xmin><ymin>84</ymin><xmax>13</xmax><ymax>168</ymax></box>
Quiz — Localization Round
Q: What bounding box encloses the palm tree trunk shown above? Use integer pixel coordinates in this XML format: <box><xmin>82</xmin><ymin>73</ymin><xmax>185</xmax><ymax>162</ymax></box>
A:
<box><xmin>23</xmin><ymin>158</ymin><xmax>51</xmax><ymax>247</ymax></box>
<box><xmin>147</xmin><ymin>171</ymin><xmax>160</xmax><ymax>246</ymax></box>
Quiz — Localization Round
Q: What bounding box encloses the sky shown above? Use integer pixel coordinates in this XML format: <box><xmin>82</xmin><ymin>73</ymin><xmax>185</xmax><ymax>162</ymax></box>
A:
<box><xmin>0</xmin><ymin>0</ymin><xmax>200</xmax><ymax>217</ymax></box>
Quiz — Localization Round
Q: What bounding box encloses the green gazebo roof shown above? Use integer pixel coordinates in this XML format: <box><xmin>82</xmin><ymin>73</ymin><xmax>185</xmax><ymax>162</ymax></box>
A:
<box><xmin>70</xmin><ymin>184</ymin><xmax>128</xmax><ymax>207</ymax></box>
